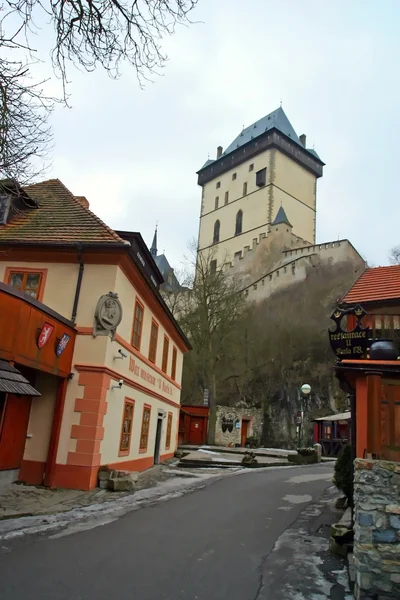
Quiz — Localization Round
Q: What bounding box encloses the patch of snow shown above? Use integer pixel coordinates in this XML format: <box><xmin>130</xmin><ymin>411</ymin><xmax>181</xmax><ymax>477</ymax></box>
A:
<box><xmin>268</xmin><ymin>528</ymin><xmax>332</xmax><ymax>599</ymax></box>
<box><xmin>49</xmin><ymin>516</ymin><xmax>118</xmax><ymax>539</ymax></box>
<box><xmin>332</xmin><ymin>568</ymin><xmax>351</xmax><ymax>592</ymax></box>
<box><xmin>282</xmin><ymin>494</ymin><xmax>312</xmax><ymax>504</ymax></box>
<box><xmin>286</xmin><ymin>472</ymin><xmax>333</xmax><ymax>484</ymax></box>
<box><xmin>258</xmin><ymin>447</ymin><xmax>297</xmax><ymax>455</ymax></box>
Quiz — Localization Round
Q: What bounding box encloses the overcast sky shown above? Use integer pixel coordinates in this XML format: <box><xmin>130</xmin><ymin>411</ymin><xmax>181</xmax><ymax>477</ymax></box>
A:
<box><xmin>35</xmin><ymin>0</ymin><xmax>400</xmax><ymax>267</ymax></box>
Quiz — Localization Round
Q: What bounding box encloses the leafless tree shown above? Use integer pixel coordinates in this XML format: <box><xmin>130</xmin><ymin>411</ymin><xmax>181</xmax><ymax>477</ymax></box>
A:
<box><xmin>389</xmin><ymin>245</ymin><xmax>400</xmax><ymax>265</ymax></box>
<box><xmin>0</xmin><ymin>55</ymin><xmax>55</xmax><ymax>182</ymax></box>
<box><xmin>1</xmin><ymin>0</ymin><xmax>199</xmax><ymax>180</ymax></box>
<box><xmin>177</xmin><ymin>243</ymin><xmax>247</xmax><ymax>444</ymax></box>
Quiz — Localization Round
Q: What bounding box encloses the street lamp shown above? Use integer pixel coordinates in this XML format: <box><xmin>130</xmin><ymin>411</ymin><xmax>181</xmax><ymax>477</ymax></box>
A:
<box><xmin>297</xmin><ymin>384</ymin><xmax>312</xmax><ymax>448</ymax></box>
<box><xmin>300</xmin><ymin>384</ymin><xmax>311</xmax><ymax>397</ymax></box>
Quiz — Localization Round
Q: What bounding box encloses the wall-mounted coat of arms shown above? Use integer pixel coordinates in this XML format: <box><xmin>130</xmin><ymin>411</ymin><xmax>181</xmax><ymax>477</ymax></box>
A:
<box><xmin>93</xmin><ymin>292</ymin><xmax>123</xmax><ymax>340</ymax></box>
<box><xmin>221</xmin><ymin>415</ymin><xmax>234</xmax><ymax>433</ymax></box>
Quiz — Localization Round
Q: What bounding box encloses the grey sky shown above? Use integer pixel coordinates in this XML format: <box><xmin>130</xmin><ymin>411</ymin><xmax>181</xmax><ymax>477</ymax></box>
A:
<box><xmin>38</xmin><ymin>0</ymin><xmax>400</xmax><ymax>268</ymax></box>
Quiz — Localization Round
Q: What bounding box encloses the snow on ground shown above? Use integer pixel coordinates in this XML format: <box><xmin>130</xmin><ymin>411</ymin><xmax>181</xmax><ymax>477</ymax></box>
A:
<box><xmin>199</xmin><ymin>445</ymin><xmax>297</xmax><ymax>455</ymax></box>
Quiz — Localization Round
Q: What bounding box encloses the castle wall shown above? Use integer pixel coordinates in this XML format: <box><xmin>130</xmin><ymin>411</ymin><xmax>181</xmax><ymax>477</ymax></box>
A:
<box><xmin>237</xmin><ymin>239</ymin><xmax>365</xmax><ymax>303</ymax></box>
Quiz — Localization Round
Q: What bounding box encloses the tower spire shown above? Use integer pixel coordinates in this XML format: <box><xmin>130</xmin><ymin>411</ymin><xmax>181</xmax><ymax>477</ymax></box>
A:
<box><xmin>150</xmin><ymin>224</ymin><xmax>158</xmax><ymax>258</ymax></box>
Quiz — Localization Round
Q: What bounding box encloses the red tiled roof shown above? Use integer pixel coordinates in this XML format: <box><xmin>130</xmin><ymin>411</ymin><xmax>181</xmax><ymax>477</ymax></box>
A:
<box><xmin>0</xmin><ymin>179</ymin><xmax>127</xmax><ymax>245</ymax></box>
<box><xmin>342</xmin><ymin>265</ymin><xmax>400</xmax><ymax>304</ymax></box>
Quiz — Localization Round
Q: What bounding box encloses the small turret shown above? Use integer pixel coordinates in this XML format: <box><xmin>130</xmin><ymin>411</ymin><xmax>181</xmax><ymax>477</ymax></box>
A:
<box><xmin>271</xmin><ymin>206</ymin><xmax>292</xmax><ymax>228</ymax></box>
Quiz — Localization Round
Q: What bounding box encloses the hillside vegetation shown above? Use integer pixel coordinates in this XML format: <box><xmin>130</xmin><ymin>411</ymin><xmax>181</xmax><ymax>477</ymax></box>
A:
<box><xmin>176</xmin><ymin>253</ymin><xmax>361</xmax><ymax>446</ymax></box>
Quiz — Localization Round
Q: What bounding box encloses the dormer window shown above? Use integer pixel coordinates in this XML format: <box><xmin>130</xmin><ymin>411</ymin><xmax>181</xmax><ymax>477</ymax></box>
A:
<box><xmin>0</xmin><ymin>179</ymin><xmax>38</xmax><ymax>226</ymax></box>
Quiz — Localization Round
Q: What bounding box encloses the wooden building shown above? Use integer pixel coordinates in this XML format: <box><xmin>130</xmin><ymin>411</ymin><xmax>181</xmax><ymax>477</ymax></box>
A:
<box><xmin>0</xmin><ymin>283</ymin><xmax>76</xmax><ymax>486</ymax></box>
<box><xmin>335</xmin><ymin>266</ymin><xmax>400</xmax><ymax>461</ymax></box>
<box><xmin>178</xmin><ymin>406</ymin><xmax>209</xmax><ymax>446</ymax></box>
<box><xmin>312</xmin><ymin>412</ymin><xmax>351</xmax><ymax>457</ymax></box>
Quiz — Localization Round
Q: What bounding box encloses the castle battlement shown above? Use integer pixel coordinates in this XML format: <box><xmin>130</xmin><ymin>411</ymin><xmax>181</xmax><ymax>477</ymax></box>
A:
<box><xmin>236</xmin><ymin>238</ymin><xmax>365</xmax><ymax>303</ymax></box>
<box><xmin>226</xmin><ymin>229</ymin><xmax>309</xmax><ymax>271</ymax></box>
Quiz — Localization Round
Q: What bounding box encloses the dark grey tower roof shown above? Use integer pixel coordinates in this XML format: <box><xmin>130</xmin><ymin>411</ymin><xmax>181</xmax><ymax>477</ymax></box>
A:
<box><xmin>224</xmin><ymin>107</ymin><xmax>302</xmax><ymax>155</ymax></box>
<box><xmin>271</xmin><ymin>206</ymin><xmax>292</xmax><ymax>227</ymax></box>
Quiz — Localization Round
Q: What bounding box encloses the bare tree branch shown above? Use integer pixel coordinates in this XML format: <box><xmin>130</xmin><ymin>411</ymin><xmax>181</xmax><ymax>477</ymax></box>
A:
<box><xmin>0</xmin><ymin>54</ymin><xmax>55</xmax><ymax>182</ymax></box>
<box><xmin>0</xmin><ymin>0</ymin><xmax>199</xmax><ymax>180</ymax></box>
<box><xmin>389</xmin><ymin>245</ymin><xmax>400</xmax><ymax>265</ymax></box>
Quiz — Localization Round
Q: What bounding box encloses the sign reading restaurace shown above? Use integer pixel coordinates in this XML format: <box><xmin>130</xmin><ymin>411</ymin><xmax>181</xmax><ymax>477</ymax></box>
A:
<box><xmin>328</xmin><ymin>304</ymin><xmax>370</xmax><ymax>360</ymax></box>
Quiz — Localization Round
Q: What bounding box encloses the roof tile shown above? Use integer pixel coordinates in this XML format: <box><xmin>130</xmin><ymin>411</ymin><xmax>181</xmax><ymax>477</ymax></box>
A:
<box><xmin>342</xmin><ymin>265</ymin><xmax>400</xmax><ymax>304</ymax></box>
<box><xmin>0</xmin><ymin>179</ymin><xmax>127</xmax><ymax>245</ymax></box>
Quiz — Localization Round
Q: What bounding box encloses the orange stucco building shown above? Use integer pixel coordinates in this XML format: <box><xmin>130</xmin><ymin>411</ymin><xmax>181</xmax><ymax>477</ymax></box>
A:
<box><xmin>0</xmin><ymin>179</ymin><xmax>190</xmax><ymax>490</ymax></box>
<box><xmin>336</xmin><ymin>266</ymin><xmax>400</xmax><ymax>462</ymax></box>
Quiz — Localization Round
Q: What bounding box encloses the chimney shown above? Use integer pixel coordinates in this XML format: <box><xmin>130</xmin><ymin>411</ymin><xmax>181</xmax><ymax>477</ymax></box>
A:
<box><xmin>217</xmin><ymin>146</ymin><xmax>223</xmax><ymax>159</ymax></box>
<box><xmin>75</xmin><ymin>196</ymin><xmax>89</xmax><ymax>209</ymax></box>
<box><xmin>299</xmin><ymin>134</ymin><xmax>306</xmax><ymax>148</ymax></box>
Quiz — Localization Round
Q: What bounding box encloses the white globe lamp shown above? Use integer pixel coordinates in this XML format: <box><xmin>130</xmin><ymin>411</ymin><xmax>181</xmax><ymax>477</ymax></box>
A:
<box><xmin>300</xmin><ymin>384</ymin><xmax>311</xmax><ymax>396</ymax></box>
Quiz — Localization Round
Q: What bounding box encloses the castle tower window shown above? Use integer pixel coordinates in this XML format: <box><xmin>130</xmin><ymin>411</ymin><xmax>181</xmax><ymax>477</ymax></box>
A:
<box><xmin>225</xmin><ymin>191</ymin><xmax>229</xmax><ymax>205</ymax></box>
<box><xmin>213</xmin><ymin>220</ymin><xmax>220</xmax><ymax>244</ymax></box>
<box><xmin>235</xmin><ymin>210</ymin><xmax>243</xmax><ymax>236</ymax></box>
<box><xmin>243</xmin><ymin>182</ymin><xmax>247</xmax><ymax>196</ymax></box>
<box><xmin>215</xmin><ymin>196</ymin><xmax>219</xmax><ymax>210</ymax></box>
<box><xmin>256</xmin><ymin>167</ymin><xmax>267</xmax><ymax>187</ymax></box>
<box><xmin>232</xmin><ymin>173</ymin><xmax>237</xmax><ymax>180</ymax></box>
<box><xmin>210</xmin><ymin>259</ymin><xmax>217</xmax><ymax>274</ymax></box>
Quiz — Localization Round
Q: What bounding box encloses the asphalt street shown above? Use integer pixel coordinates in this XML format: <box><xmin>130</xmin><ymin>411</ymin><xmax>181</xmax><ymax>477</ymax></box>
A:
<box><xmin>0</xmin><ymin>464</ymin><xmax>349</xmax><ymax>600</ymax></box>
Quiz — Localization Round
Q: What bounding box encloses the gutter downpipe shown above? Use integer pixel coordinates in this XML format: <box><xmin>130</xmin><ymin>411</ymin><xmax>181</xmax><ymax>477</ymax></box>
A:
<box><xmin>71</xmin><ymin>242</ymin><xmax>84</xmax><ymax>324</ymax></box>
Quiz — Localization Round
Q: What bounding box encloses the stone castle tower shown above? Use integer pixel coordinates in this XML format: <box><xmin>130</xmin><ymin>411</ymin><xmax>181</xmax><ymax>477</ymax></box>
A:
<box><xmin>196</xmin><ymin>107</ymin><xmax>324</xmax><ymax>268</ymax></box>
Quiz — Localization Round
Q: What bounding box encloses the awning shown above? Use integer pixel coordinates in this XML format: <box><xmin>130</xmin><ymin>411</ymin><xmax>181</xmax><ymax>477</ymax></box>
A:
<box><xmin>314</xmin><ymin>411</ymin><xmax>351</xmax><ymax>422</ymax></box>
<box><xmin>0</xmin><ymin>360</ymin><xmax>41</xmax><ymax>396</ymax></box>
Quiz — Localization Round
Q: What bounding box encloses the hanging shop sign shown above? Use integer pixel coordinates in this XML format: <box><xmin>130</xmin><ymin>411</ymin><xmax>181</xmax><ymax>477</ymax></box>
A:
<box><xmin>328</xmin><ymin>304</ymin><xmax>369</xmax><ymax>360</ymax></box>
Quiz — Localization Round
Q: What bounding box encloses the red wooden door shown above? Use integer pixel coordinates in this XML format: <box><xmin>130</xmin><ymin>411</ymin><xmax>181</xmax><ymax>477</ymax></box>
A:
<box><xmin>189</xmin><ymin>417</ymin><xmax>204</xmax><ymax>445</ymax></box>
<box><xmin>241</xmin><ymin>420</ymin><xmax>249</xmax><ymax>446</ymax></box>
<box><xmin>0</xmin><ymin>394</ymin><xmax>31</xmax><ymax>469</ymax></box>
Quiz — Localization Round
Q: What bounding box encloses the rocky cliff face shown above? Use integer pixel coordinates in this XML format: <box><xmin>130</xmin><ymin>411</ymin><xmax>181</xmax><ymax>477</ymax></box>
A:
<box><xmin>260</xmin><ymin>383</ymin><xmax>343</xmax><ymax>449</ymax></box>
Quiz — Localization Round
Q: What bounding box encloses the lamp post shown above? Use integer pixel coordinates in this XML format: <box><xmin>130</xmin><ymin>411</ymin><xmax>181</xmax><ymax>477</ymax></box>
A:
<box><xmin>298</xmin><ymin>384</ymin><xmax>312</xmax><ymax>448</ymax></box>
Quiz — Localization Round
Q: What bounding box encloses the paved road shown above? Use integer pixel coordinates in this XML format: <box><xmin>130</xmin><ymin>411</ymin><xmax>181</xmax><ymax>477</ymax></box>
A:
<box><xmin>0</xmin><ymin>464</ymin><xmax>348</xmax><ymax>600</ymax></box>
